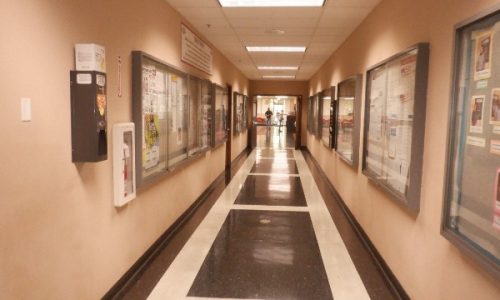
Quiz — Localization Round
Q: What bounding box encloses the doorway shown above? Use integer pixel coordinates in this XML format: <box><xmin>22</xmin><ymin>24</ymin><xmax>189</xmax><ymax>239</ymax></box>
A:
<box><xmin>252</xmin><ymin>95</ymin><xmax>300</xmax><ymax>149</ymax></box>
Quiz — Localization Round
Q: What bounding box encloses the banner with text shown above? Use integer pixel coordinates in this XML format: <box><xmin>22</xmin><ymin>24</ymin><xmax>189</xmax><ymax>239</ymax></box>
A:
<box><xmin>181</xmin><ymin>24</ymin><xmax>213</xmax><ymax>74</ymax></box>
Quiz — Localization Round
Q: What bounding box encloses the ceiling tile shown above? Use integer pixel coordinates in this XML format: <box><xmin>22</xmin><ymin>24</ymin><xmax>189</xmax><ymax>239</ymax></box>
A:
<box><xmin>239</xmin><ymin>35</ymin><xmax>311</xmax><ymax>44</ymax></box>
<box><xmin>176</xmin><ymin>7</ymin><xmax>225</xmax><ymax>19</ymax></box>
<box><xmin>166</xmin><ymin>0</ymin><xmax>219</xmax><ymax>8</ymax></box>
<box><xmin>322</xmin><ymin>6</ymin><xmax>373</xmax><ymax>19</ymax></box>
<box><xmin>230</xmin><ymin>18</ymin><xmax>319</xmax><ymax>29</ymax></box>
<box><xmin>326</xmin><ymin>0</ymin><xmax>381</xmax><ymax>8</ymax></box>
<box><xmin>167</xmin><ymin>0</ymin><xmax>378</xmax><ymax>81</ymax></box>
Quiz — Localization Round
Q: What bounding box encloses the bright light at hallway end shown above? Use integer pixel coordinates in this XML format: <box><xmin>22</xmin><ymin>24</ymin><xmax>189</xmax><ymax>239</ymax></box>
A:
<box><xmin>218</xmin><ymin>0</ymin><xmax>325</xmax><ymax>7</ymax></box>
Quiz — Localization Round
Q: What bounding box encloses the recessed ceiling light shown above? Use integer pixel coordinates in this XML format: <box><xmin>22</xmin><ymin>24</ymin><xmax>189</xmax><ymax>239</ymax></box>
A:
<box><xmin>247</xmin><ymin>46</ymin><xmax>306</xmax><ymax>52</ymax></box>
<box><xmin>258</xmin><ymin>66</ymin><xmax>299</xmax><ymax>70</ymax></box>
<box><xmin>218</xmin><ymin>0</ymin><xmax>325</xmax><ymax>7</ymax></box>
<box><xmin>262</xmin><ymin>75</ymin><xmax>296</xmax><ymax>79</ymax></box>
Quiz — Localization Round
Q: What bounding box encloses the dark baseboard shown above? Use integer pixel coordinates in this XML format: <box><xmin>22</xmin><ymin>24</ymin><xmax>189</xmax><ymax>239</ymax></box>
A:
<box><xmin>102</xmin><ymin>147</ymin><xmax>251</xmax><ymax>300</ymax></box>
<box><xmin>301</xmin><ymin>148</ymin><xmax>410</xmax><ymax>300</ymax></box>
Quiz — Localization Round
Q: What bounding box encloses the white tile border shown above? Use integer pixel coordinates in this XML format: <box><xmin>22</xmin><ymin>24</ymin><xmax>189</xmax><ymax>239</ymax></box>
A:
<box><xmin>295</xmin><ymin>150</ymin><xmax>370</xmax><ymax>300</ymax></box>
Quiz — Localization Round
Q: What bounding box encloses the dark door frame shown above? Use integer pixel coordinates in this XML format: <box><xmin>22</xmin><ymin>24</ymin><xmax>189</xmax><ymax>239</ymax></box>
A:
<box><xmin>251</xmin><ymin>94</ymin><xmax>302</xmax><ymax>149</ymax></box>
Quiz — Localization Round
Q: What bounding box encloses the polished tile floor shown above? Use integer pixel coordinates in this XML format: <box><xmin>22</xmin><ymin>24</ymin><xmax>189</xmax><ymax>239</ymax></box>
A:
<box><xmin>119</xmin><ymin>130</ymin><xmax>399</xmax><ymax>300</ymax></box>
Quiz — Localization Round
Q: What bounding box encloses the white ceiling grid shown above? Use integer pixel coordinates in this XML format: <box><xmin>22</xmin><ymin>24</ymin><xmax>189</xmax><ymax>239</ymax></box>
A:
<box><xmin>166</xmin><ymin>0</ymin><xmax>381</xmax><ymax>80</ymax></box>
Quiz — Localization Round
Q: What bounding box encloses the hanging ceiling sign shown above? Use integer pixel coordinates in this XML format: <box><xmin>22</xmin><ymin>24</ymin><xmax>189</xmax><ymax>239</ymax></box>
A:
<box><xmin>181</xmin><ymin>24</ymin><xmax>213</xmax><ymax>75</ymax></box>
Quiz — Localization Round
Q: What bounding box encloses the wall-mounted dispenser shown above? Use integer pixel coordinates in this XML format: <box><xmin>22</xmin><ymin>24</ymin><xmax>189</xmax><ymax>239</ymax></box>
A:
<box><xmin>70</xmin><ymin>71</ymin><xmax>107</xmax><ymax>162</ymax></box>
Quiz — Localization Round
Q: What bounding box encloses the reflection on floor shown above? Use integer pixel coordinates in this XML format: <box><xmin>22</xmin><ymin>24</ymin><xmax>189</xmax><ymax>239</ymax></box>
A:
<box><xmin>256</xmin><ymin>125</ymin><xmax>295</xmax><ymax>149</ymax></box>
<box><xmin>118</xmin><ymin>130</ymin><xmax>400</xmax><ymax>300</ymax></box>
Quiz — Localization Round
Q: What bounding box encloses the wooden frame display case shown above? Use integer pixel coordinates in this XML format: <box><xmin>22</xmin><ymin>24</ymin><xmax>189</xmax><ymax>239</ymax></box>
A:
<box><xmin>336</xmin><ymin>75</ymin><xmax>363</xmax><ymax>167</ymax></box>
<box><xmin>319</xmin><ymin>86</ymin><xmax>336</xmax><ymax>148</ymax></box>
<box><xmin>442</xmin><ymin>6</ymin><xmax>500</xmax><ymax>280</ymax></box>
<box><xmin>362</xmin><ymin>43</ymin><xmax>430</xmax><ymax>212</ymax></box>
<box><xmin>212</xmin><ymin>84</ymin><xmax>228</xmax><ymax>148</ymax></box>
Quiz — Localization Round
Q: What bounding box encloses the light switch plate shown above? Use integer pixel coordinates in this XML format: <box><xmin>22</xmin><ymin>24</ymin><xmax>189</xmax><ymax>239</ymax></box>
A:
<box><xmin>21</xmin><ymin>98</ymin><xmax>31</xmax><ymax>122</ymax></box>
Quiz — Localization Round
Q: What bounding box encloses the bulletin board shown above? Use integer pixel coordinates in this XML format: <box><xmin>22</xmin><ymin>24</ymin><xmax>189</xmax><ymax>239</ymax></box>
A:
<box><xmin>212</xmin><ymin>84</ymin><xmax>228</xmax><ymax>147</ymax></box>
<box><xmin>319</xmin><ymin>87</ymin><xmax>336</xmax><ymax>148</ymax></box>
<box><xmin>442</xmin><ymin>6</ymin><xmax>500</xmax><ymax>279</ymax></box>
<box><xmin>132</xmin><ymin>51</ymin><xmax>206</xmax><ymax>187</ymax></box>
<box><xmin>336</xmin><ymin>75</ymin><xmax>363</xmax><ymax>168</ymax></box>
<box><xmin>362</xmin><ymin>43</ymin><xmax>429</xmax><ymax>212</ymax></box>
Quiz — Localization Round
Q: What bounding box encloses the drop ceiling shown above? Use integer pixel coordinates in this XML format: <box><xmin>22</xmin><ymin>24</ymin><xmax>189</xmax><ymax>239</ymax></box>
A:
<box><xmin>166</xmin><ymin>0</ymin><xmax>381</xmax><ymax>80</ymax></box>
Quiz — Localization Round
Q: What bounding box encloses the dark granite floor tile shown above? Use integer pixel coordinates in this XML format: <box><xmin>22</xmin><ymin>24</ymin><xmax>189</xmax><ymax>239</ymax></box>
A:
<box><xmin>235</xmin><ymin>175</ymin><xmax>307</xmax><ymax>206</ymax></box>
<box><xmin>250</xmin><ymin>158</ymin><xmax>298</xmax><ymax>174</ymax></box>
<box><xmin>188</xmin><ymin>210</ymin><xmax>333</xmax><ymax>300</ymax></box>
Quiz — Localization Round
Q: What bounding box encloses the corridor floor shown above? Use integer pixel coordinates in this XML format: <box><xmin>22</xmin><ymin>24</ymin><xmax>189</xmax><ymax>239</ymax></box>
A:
<box><xmin>118</xmin><ymin>130</ymin><xmax>400</xmax><ymax>300</ymax></box>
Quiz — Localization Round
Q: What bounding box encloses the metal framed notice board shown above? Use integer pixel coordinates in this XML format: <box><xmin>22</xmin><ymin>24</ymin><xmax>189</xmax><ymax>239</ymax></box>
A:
<box><xmin>442</xmin><ymin>6</ymin><xmax>500</xmax><ymax>280</ymax></box>
<box><xmin>362</xmin><ymin>43</ymin><xmax>430</xmax><ymax>212</ymax></box>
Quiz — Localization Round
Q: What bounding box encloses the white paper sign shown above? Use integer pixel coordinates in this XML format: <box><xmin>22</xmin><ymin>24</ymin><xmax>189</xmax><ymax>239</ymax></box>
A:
<box><xmin>181</xmin><ymin>24</ymin><xmax>213</xmax><ymax>74</ymax></box>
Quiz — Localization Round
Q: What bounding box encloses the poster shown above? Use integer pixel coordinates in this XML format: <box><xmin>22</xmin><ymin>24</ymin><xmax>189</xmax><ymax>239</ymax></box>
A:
<box><xmin>490</xmin><ymin>88</ymin><xmax>500</xmax><ymax>125</ymax></box>
<box><xmin>493</xmin><ymin>168</ymin><xmax>500</xmax><ymax>231</ymax></box>
<box><xmin>469</xmin><ymin>95</ymin><xmax>485</xmax><ymax>133</ymax></box>
<box><xmin>141</xmin><ymin>64</ymin><xmax>162</xmax><ymax>169</ymax></box>
<box><xmin>366</xmin><ymin>66</ymin><xmax>387</xmax><ymax>177</ymax></box>
<box><xmin>474</xmin><ymin>30</ymin><xmax>493</xmax><ymax>81</ymax></box>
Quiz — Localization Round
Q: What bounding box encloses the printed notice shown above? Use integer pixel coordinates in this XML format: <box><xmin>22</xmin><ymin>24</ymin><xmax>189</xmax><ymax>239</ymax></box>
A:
<box><xmin>181</xmin><ymin>24</ymin><xmax>213</xmax><ymax>74</ymax></box>
<box><xmin>466</xmin><ymin>136</ymin><xmax>486</xmax><ymax>147</ymax></box>
<box><xmin>491</xmin><ymin>140</ymin><xmax>500</xmax><ymax>155</ymax></box>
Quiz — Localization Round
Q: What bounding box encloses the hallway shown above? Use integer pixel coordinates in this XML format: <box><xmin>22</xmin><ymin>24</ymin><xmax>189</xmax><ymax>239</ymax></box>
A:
<box><xmin>116</xmin><ymin>130</ymin><xmax>399</xmax><ymax>300</ymax></box>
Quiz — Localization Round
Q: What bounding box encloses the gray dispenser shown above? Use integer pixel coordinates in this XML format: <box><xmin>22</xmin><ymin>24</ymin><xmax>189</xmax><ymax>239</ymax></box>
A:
<box><xmin>70</xmin><ymin>71</ymin><xmax>107</xmax><ymax>162</ymax></box>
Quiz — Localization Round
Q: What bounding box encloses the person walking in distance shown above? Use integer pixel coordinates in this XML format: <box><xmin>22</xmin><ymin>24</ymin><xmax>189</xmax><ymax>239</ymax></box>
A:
<box><xmin>265</xmin><ymin>107</ymin><xmax>273</xmax><ymax>126</ymax></box>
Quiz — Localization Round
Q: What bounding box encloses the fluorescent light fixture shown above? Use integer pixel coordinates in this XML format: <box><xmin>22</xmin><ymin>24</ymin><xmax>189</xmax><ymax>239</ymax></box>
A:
<box><xmin>247</xmin><ymin>46</ymin><xmax>306</xmax><ymax>52</ymax></box>
<box><xmin>219</xmin><ymin>0</ymin><xmax>325</xmax><ymax>7</ymax></box>
<box><xmin>323</xmin><ymin>96</ymin><xmax>331</xmax><ymax>100</ymax></box>
<box><xmin>258</xmin><ymin>66</ymin><xmax>299</xmax><ymax>70</ymax></box>
<box><xmin>262</xmin><ymin>75</ymin><xmax>296</xmax><ymax>79</ymax></box>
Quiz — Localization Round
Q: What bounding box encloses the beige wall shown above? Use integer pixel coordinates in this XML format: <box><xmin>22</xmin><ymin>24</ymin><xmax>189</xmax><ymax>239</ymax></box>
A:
<box><xmin>250</xmin><ymin>80</ymin><xmax>309</xmax><ymax>145</ymax></box>
<box><xmin>0</xmin><ymin>0</ymin><xmax>248</xmax><ymax>299</ymax></box>
<box><xmin>307</xmin><ymin>0</ymin><xmax>500</xmax><ymax>299</ymax></box>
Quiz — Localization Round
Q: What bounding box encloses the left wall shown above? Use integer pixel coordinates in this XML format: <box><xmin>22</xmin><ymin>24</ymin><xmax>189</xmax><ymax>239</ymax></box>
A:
<box><xmin>0</xmin><ymin>0</ymin><xmax>249</xmax><ymax>299</ymax></box>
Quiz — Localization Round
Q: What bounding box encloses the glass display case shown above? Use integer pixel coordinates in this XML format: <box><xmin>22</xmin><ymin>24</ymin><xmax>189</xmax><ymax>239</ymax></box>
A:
<box><xmin>312</xmin><ymin>93</ymin><xmax>320</xmax><ymax>137</ymax></box>
<box><xmin>212</xmin><ymin>84</ymin><xmax>228</xmax><ymax>147</ymax></box>
<box><xmin>362</xmin><ymin>43</ymin><xmax>429</xmax><ymax>212</ymax></box>
<box><xmin>319</xmin><ymin>87</ymin><xmax>335</xmax><ymax>148</ymax></box>
<box><xmin>200</xmin><ymin>80</ymin><xmax>212</xmax><ymax>151</ymax></box>
<box><xmin>132</xmin><ymin>51</ymin><xmax>170</xmax><ymax>186</ymax></box>
<box><xmin>233</xmin><ymin>92</ymin><xmax>244</xmax><ymax>135</ymax></box>
<box><xmin>442</xmin><ymin>7</ymin><xmax>500</xmax><ymax>279</ymax></box>
<box><xmin>133</xmin><ymin>51</ymin><xmax>204</xmax><ymax>187</ymax></box>
<box><xmin>336</xmin><ymin>75</ymin><xmax>362</xmax><ymax>167</ymax></box>
<box><xmin>166</xmin><ymin>69</ymin><xmax>188</xmax><ymax>168</ymax></box>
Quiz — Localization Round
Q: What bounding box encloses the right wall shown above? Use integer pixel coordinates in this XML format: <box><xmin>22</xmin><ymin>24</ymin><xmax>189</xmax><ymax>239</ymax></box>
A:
<box><xmin>308</xmin><ymin>0</ymin><xmax>500</xmax><ymax>299</ymax></box>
